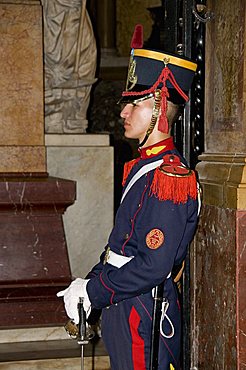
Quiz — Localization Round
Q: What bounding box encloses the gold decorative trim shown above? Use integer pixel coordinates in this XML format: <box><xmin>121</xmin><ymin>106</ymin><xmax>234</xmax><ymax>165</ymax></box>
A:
<box><xmin>134</xmin><ymin>49</ymin><xmax>197</xmax><ymax>72</ymax></box>
<box><xmin>146</xmin><ymin>145</ymin><xmax>166</xmax><ymax>156</ymax></box>
<box><xmin>126</xmin><ymin>55</ymin><xmax>137</xmax><ymax>91</ymax></box>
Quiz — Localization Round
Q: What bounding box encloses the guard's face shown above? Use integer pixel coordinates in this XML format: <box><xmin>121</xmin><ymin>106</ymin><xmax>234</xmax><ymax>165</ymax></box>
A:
<box><xmin>120</xmin><ymin>97</ymin><xmax>154</xmax><ymax>142</ymax></box>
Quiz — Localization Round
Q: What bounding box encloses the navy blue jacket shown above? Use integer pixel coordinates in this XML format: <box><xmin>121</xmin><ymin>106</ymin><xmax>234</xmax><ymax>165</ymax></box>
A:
<box><xmin>87</xmin><ymin>137</ymin><xmax>198</xmax><ymax>309</ymax></box>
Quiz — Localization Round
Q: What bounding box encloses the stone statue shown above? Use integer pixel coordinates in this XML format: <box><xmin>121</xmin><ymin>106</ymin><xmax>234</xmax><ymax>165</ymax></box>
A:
<box><xmin>41</xmin><ymin>0</ymin><xmax>97</xmax><ymax>133</ymax></box>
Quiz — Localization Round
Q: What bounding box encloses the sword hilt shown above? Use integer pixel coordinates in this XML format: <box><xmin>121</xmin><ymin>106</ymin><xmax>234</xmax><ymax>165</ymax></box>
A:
<box><xmin>78</xmin><ymin>297</ymin><xmax>89</xmax><ymax>345</ymax></box>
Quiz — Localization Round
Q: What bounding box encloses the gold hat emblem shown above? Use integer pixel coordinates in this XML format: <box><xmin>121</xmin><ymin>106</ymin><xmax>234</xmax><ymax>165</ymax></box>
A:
<box><xmin>126</xmin><ymin>55</ymin><xmax>137</xmax><ymax>91</ymax></box>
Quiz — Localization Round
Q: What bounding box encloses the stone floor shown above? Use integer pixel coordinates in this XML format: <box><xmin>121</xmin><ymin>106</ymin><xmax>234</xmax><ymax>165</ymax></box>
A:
<box><xmin>0</xmin><ymin>338</ymin><xmax>110</xmax><ymax>370</ymax></box>
<box><xmin>0</xmin><ymin>357</ymin><xmax>110</xmax><ymax>370</ymax></box>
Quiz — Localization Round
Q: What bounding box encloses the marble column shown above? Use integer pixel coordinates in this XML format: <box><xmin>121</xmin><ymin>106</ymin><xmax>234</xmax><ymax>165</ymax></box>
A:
<box><xmin>0</xmin><ymin>0</ymin><xmax>75</xmax><ymax>327</ymax></box>
<box><xmin>191</xmin><ymin>0</ymin><xmax>246</xmax><ymax>369</ymax></box>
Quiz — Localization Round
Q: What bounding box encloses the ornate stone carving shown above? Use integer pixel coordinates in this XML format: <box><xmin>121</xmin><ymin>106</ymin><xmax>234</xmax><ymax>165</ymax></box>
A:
<box><xmin>42</xmin><ymin>0</ymin><xmax>97</xmax><ymax>133</ymax></box>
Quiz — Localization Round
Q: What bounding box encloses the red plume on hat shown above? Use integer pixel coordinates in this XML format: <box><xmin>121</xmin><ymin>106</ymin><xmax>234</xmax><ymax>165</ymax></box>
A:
<box><xmin>131</xmin><ymin>24</ymin><xmax>143</xmax><ymax>49</ymax></box>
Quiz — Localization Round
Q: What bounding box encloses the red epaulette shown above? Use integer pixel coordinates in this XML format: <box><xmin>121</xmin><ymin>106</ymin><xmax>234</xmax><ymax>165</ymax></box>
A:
<box><xmin>122</xmin><ymin>158</ymin><xmax>140</xmax><ymax>186</ymax></box>
<box><xmin>150</xmin><ymin>154</ymin><xmax>197</xmax><ymax>204</ymax></box>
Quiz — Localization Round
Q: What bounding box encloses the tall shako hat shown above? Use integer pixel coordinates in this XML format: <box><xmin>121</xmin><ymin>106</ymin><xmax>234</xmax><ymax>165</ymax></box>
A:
<box><xmin>120</xmin><ymin>25</ymin><xmax>197</xmax><ymax>141</ymax></box>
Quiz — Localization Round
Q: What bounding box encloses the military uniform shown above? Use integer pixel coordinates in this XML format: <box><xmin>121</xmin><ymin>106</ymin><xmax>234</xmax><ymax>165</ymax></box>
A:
<box><xmin>57</xmin><ymin>25</ymin><xmax>199</xmax><ymax>370</ymax></box>
<box><xmin>86</xmin><ymin>137</ymin><xmax>198</xmax><ymax>369</ymax></box>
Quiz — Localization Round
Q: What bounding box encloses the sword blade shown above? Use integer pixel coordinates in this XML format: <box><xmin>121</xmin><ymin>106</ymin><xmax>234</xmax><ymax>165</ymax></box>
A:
<box><xmin>81</xmin><ymin>343</ymin><xmax>84</xmax><ymax>370</ymax></box>
<box><xmin>78</xmin><ymin>297</ymin><xmax>87</xmax><ymax>370</ymax></box>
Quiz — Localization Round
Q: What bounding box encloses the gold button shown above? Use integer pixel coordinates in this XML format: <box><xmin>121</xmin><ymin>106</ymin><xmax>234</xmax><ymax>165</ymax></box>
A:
<box><xmin>125</xmin><ymin>233</ymin><xmax>129</xmax><ymax>239</ymax></box>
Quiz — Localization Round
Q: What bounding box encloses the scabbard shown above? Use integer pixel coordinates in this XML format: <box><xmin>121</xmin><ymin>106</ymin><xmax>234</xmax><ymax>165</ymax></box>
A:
<box><xmin>149</xmin><ymin>282</ymin><xmax>164</xmax><ymax>370</ymax></box>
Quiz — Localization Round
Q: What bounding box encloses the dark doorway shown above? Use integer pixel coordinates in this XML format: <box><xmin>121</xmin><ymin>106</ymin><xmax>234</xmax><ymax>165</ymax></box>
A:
<box><xmin>159</xmin><ymin>1</ymin><xmax>205</xmax><ymax>368</ymax></box>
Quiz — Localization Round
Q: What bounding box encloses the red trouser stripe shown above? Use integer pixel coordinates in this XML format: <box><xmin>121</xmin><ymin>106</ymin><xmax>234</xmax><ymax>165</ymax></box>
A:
<box><xmin>129</xmin><ymin>306</ymin><xmax>146</xmax><ymax>370</ymax></box>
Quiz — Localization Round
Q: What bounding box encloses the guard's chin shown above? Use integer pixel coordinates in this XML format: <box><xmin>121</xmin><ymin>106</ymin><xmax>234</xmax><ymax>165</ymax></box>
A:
<box><xmin>124</xmin><ymin>131</ymin><xmax>131</xmax><ymax>139</ymax></box>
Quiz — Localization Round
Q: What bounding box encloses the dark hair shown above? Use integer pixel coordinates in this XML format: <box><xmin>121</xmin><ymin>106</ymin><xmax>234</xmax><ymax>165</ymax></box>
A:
<box><xmin>166</xmin><ymin>101</ymin><xmax>182</xmax><ymax>126</ymax></box>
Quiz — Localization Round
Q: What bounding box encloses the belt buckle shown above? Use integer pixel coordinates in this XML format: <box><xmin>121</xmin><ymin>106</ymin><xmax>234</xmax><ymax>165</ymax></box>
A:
<box><xmin>103</xmin><ymin>246</ymin><xmax>110</xmax><ymax>265</ymax></box>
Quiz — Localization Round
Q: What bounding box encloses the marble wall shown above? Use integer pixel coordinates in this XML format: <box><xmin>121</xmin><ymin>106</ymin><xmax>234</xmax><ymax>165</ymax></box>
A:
<box><xmin>46</xmin><ymin>134</ymin><xmax>114</xmax><ymax>278</ymax></box>
<box><xmin>192</xmin><ymin>0</ymin><xmax>246</xmax><ymax>368</ymax></box>
<box><xmin>0</xmin><ymin>146</ymin><xmax>46</xmax><ymax>173</ymax></box>
<box><xmin>205</xmin><ymin>0</ymin><xmax>246</xmax><ymax>153</ymax></box>
<box><xmin>191</xmin><ymin>205</ymin><xmax>246</xmax><ymax>369</ymax></box>
<box><xmin>191</xmin><ymin>206</ymin><xmax>237</xmax><ymax>369</ymax></box>
<box><xmin>0</xmin><ymin>1</ymin><xmax>45</xmax><ymax>172</ymax></box>
<box><xmin>237</xmin><ymin>211</ymin><xmax>246</xmax><ymax>368</ymax></box>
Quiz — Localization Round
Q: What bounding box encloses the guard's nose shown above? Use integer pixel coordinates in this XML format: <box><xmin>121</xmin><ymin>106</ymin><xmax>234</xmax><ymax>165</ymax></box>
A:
<box><xmin>120</xmin><ymin>104</ymin><xmax>132</xmax><ymax>119</ymax></box>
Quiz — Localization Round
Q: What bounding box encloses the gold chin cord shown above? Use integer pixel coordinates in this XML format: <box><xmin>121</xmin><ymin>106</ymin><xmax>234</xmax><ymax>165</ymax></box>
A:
<box><xmin>138</xmin><ymin>89</ymin><xmax>162</xmax><ymax>148</ymax></box>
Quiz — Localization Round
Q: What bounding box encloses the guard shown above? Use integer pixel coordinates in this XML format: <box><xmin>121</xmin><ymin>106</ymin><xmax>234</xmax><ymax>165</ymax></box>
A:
<box><xmin>57</xmin><ymin>24</ymin><xmax>199</xmax><ymax>370</ymax></box>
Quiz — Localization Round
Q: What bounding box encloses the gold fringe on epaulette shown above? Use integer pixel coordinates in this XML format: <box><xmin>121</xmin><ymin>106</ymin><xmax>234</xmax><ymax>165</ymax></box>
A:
<box><xmin>150</xmin><ymin>168</ymin><xmax>198</xmax><ymax>204</ymax></box>
<box><xmin>122</xmin><ymin>158</ymin><xmax>140</xmax><ymax>186</ymax></box>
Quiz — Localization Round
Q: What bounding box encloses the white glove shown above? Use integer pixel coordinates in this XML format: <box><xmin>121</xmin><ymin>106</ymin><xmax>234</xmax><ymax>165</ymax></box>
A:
<box><xmin>57</xmin><ymin>278</ymin><xmax>91</xmax><ymax>324</ymax></box>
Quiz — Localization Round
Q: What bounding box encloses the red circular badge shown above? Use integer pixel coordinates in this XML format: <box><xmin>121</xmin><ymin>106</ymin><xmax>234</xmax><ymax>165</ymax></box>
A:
<box><xmin>146</xmin><ymin>229</ymin><xmax>164</xmax><ymax>249</ymax></box>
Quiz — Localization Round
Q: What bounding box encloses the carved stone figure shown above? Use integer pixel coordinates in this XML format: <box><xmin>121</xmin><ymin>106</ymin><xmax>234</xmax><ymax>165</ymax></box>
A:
<box><xmin>42</xmin><ymin>0</ymin><xmax>97</xmax><ymax>133</ymax></box>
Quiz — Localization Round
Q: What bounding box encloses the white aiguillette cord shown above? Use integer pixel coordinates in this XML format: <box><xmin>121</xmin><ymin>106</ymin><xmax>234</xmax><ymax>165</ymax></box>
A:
<box><xmin>121</xmin><ymin>160</ymin><xmax>163</xmax><ymax>203</ymax></box>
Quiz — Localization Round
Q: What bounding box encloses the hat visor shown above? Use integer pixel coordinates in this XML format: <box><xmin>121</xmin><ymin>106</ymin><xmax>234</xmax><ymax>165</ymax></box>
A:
<box><xmin>117</xmin><ymin>85</ymin><xmax>153</xmax><ymax>104</ymax></box>
<box><xmin>118</xmin><ymin>82</ymin><xmax>189</xmax><ymax>105</ymax></box>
